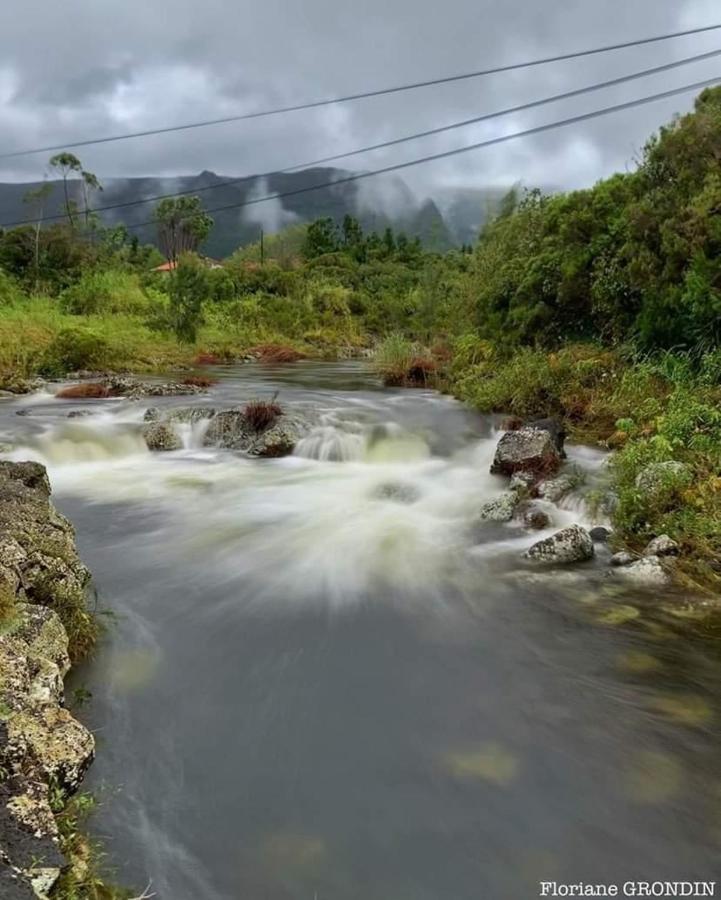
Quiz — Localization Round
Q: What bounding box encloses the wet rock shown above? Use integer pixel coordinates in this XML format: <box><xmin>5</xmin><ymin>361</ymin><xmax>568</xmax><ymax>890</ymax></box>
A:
<box><xmin>144</xmin><ymin>405</ymin><xmax>217</xmax><ymax>426</ymax></box>
<box><xmin>101</xmin><ymin>375</ymin><xmax>206</xmax><ymax>400</ymax></box>
<box><xmin>0</xmin><ymin>461</ymin><xmax>51</xmax><ymax>497</ymax></box>
<box><xmin>527</xmin><ymin>417</ymin><xmax>567</xmax><ymax>458</ymax></box>
<box><xmin>0</xmin><ymin>377</ymin><xmax>45</xmax><ymax>396</ymax></box>
<box><xmin>0</xmin><ymin>863</ymin><xmax>36</xmax><ymax>900</ymax></box>
<box><xmin>203</xmin><ymin>410</ymin><xmax>247</xmax><ymax>449</ymax></box>
<box><xmin>613</xmin><ymin>555</ymin><xmax>670</xmax><ymax>587</ymax></box>
<box><xmin>590</xmin><ymin>526</ymin><xmax>612</xmax><ymax>543</ymax></box>
<box><xmin>478</xmin><ymin>491</ymin><xmax>518</xmax><ymax>523</ymax></box>
<box><xmin>142</xmin><ymin>422</ymin><xmax>183</xmax><ymax>452</ymax></box>
<box><xmin>523</xmin><ymin>506</ymin><xmax>551</xmax><ymax>530</ymax></box>
<box><xmin>611</xmin><ymin>551</ymin><xmax>635</xmax><ymax>567</ymax></box>
<box><xmin>66</xmin><ymin>410</ymin><xmax>94</xmax><ymax>419</ymax></box>
<box><xmin>525</xmin><ymin>524</ymin><xmax>594</xmax><ymax>564</ymax></box>
<box><xmin>635</xmin><ymin>461</ymin><xmax>691</xmax><ymax>496</ymax></box>
<box><xmin>644</xmin><ymin>534</ymin><xmax>680</xmax><ymax>558</ymax></box>
<box><xmin>6</xmin><ymin>706</ymin><xmax>94</xmax><ymax>793</ymax></box>
<box><xmin>490</xmin><ymin>427</ymin><xmax>561</xmax><ymax>478</ymax></box>
<box><xmin>536</xmin><ymin>467</ymin><xmax>584</xmax><ymax>503</ymax></box>
<box><xmin>204</xmin><ymin>408</ymin><xmax>312</xmax><ymax>458</ymax></box>
<box><xmin>249</xmin><ymin>418</ymin><xmax>309</xmax><ymax>458</ymax></box>
<box><xmin>0</xmin><ymin>461</ymin><xmax>96</xmax><ymax>895</ymax></box>
<box><xmin>166</xmin><ymin>406</ymin><xmax>217</xmax><ymax>425</ymax></box>
<box><xmin>509</xmin><ymin>471</ymin><xmax>536</xmax><ymax>497</ymax></box>
<box><xmin>0</xmin><ymin>777</ymin><xmax>64</xmax><ymax>896</ymax></box>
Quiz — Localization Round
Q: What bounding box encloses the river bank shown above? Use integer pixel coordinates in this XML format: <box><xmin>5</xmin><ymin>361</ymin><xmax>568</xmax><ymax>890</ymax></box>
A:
<box><xmin>0</xmin><ymin>460</ymin><xmax>100</xmax><ymax>898</ymax></box>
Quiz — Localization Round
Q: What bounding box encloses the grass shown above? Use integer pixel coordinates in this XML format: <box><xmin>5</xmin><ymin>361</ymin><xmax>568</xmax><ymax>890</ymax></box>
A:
<box><xmin>56</xmin><ymin>383</ymin><xmax>112</xmax><ymax>399</ymax></box>
<box><xmin>50</xmin><ymin>789</ymin><xmax>136</xmax><ymax>900</ymax></box>
<box><xmin>243</xmin><ymin>398</ymin><xmax>283</xmax><ymax>432</ymax></box>
<box><xmin>0</xmin><ymin>296</ymin><xmax>358</xmax><ymax>383</ymax></box>
<box><xmin>248</xmin><ymin>343</ymin><xmax>305</xmax><ymax>363</ymax></box>
<box><xmin>182</xmin><ymin>375</ymin><xmax>218</xmax><ymax>388</ymax></box>
<box><xmin>373</xmin><ymin>333</ymin><xmax>436</xmax><ymax>387</ymax></box>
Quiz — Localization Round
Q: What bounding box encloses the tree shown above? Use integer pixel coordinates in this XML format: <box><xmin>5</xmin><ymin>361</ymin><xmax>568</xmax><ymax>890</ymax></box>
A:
<box><xmin>23</xmin><ymin>180</ymin><xmax>54</xmax><ymax>290</ymax></box>
<box><xmin>302</xmin><ymin>217</ymin><xmax>339</xmax><ymax>259</ymax></box>
<box><xmin>48</xmin><ymin>153</ymin><xmax>102</xmax><ymax>232</ymax></box>
<box><xmin>49</xmin><ymin>153</ymin><xmax>82</xmax><ymax>228</ymax></box>
<box><xmin>169</xmin><ymin>253</ymin><xmax>210</xmax><ymax>343</ymax></box>
<box><xmin>81</xmin><ymin>170</ymin><xmax>103</xmax><ymax>232</ymax></box>
<box><xmin>153</xmin><ymin>196</ymin><xmax>213</xmax><ymax>264</ymax></box>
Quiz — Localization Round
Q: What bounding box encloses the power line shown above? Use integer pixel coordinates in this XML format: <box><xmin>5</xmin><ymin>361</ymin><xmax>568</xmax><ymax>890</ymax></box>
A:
<box><xmin>122</xmin><ymin>75</ymin><xmax>720</xmax><ymax>233</ymax></box>
<box><xmin>4</xmin><ymin>47</ymin><xmax>720</xmax><ymax>229</ymax></box>
<box><xmin>2</xmin><ymin>22</ymin><xmax>721</xmax><ymax>160</ymax></box>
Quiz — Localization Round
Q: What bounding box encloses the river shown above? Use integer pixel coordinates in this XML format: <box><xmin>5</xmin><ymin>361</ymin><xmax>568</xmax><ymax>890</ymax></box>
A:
<box><xmin>1</xmin><ymin>361</ymin><xmax>720</xmax><ymax>899</ymax></box>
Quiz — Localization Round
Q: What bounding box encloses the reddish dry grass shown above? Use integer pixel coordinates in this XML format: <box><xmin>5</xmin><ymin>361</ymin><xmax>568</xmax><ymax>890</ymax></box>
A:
<box><xmin>405</xmin><ymin>358</ymin><xmax>437</xmax><ymax>386</ymax></box>
<box><xmin>243</xmin><ymin>399</ymin><xmax>283</xmax><ymax>432</ymax></box>
<box><xmin>183</xmin><ymin>375</ymin><xmax>218</xmax><ymax>388</ymax></box>
<box><xmin>56</xmin><ymin>382</ymin><xmax>111</xmax><ymax>400</ymax></box>
<box><xmin>194</xmin><ymin>352</ymin><xmax>222</xmax><ymax>366</ymax></box>
<box><xmin>501</xmin><ymin>415</ymin><xmax>524</xmax><ymax>431</ymax></box>
<box><xmin>250</xmin><ymin>344</ymin><xmax>305</xmax><ymax>364</ymax></box>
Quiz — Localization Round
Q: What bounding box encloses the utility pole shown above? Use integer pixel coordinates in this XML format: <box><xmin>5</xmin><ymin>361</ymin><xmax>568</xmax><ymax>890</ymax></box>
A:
<box><xmin>260</xmin><ymin>228</ymin><xmax>265</xmax><ymax>266</ymax></box>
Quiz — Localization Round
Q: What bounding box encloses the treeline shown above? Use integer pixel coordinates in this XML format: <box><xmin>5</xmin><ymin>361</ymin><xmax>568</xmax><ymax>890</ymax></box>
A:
<box><xmin>469</xmin><ymin>86</ymin><xmax>721</xmax><ymax>352</ymax></box>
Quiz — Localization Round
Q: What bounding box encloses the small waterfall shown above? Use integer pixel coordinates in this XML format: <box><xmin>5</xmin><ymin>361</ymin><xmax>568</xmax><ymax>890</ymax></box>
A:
<box><xmin>294</xmin><ymin>426</ymin><xmax>365</xmax><ymax>462</ymax></box>
<box><xmin>18</xmin><ymin>420</ymin><xmax>148</xmax><ymax>464</ymax></box>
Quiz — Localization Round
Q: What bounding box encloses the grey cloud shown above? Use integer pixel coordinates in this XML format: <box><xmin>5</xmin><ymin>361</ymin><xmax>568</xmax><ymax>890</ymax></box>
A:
<box><xmin>0</xmin><ymin>0</ymin><xmax>717</xmax><ymax>196</ymax></box>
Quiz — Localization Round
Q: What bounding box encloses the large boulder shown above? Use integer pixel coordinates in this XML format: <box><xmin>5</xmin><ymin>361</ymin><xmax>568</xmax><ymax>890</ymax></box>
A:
<box><xmin>491</xmin><ymin>427</ymin><xmax>562</xmax><ymax>478</ymax></box>
<box><xmin>525</xmin><ymin>524</ymin><xmax>594</xmax><ymax>564</ymax></box>
<box><xmin>142</xmin><ymin>422</ymin><xmax>183</xmax><ymax>452</ymax></box>
<box><xmin>528</xmin><ymin>417</ymin><xmax>567</xmax><ymax>457</ymax></box>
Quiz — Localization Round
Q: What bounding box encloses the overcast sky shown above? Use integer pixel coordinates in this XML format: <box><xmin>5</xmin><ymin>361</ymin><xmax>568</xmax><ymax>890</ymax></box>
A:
<box><xmin>0</xmin><ymin>0</ymin><xmax>718</xmax><ymax>196</ymax></box>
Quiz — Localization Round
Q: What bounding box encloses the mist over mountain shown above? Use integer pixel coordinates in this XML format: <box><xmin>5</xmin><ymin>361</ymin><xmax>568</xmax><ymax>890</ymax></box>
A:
<box><xmin>0</xmin><ymin>169</ymin><xmax>506</xmax><ymax>257</ymax></box>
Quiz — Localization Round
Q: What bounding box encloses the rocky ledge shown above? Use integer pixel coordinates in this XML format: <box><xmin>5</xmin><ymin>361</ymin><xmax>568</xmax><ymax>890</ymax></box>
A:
<box><xmin>143</xmin><ymin>404</ymin><xmax>314</xmax><ymax>458</ymax></box>
<box><xmin>0</xmin><ymin>462</ymin><xmax>95</xmax><ymax>898</ymax></box>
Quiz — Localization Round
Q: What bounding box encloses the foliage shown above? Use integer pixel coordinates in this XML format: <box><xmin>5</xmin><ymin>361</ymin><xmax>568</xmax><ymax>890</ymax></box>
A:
<box><xmin>40</xmin><ymin>328</ymin><xmax>115</xmax><ymax>377</ymax></box>
<box><xmin>154</xmin><ymin>195</ymin><xmax>213</xmax><ymax>263</ymax></box>
<box><xmin>467</xmin><ymin>87</ymin><xmax>721</xmax><ymax>352</ymax></box>
<box><xmin>168</xmin><ymin>253</ymin><xmax>210</xmax><ymax>343</ymax></box>
<box><xmin>60</xmin><ymin>270</ymin><xmax>154</xmax><ymax>316</ymax></box>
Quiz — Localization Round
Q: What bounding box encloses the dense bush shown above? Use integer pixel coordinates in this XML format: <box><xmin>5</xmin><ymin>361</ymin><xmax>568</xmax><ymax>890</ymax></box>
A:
<box><xmin>40</xmin><ymin>327</ymin><xmax>114</xmax><ymax>376</ymax></box>
<box><xmin>60</xmin><ymin>269</ymin><xmax>154</xmax><ymax>315</ymax></box>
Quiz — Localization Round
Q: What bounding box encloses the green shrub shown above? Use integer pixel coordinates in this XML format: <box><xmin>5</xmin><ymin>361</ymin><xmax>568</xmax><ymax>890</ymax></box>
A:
<box><xmin>60</xmin><ymin>269</ymin><xmax>152</xmax><ymax>316</ymax></box>
<box><xmin>39</xmin><ymin>327</ymin><xmax>114</xmax><ymax>376</ymax></box>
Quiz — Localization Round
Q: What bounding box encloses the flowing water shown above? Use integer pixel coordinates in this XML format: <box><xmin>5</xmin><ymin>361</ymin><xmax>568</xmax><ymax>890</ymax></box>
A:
<box><xmin>1</xmin><ymin>362</ymin><xmax>721</xmax><ymax>899</ymax></box>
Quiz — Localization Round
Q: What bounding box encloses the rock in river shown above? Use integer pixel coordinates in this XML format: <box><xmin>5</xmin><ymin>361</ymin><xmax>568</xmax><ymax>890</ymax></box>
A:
<box><xmin>478</xmin><ymin>491</ymin><xmax>518</xmax><ymax>523</ymax></box>
<box><xmin>204</xmin><ymin>408</ymin><xmax>312</xmax><ymax>457</ymax></box>
<box><xmin>490</xmin><ymin>426</ymin><xmax>562</xmax><ymax>478</ymax></box>
<box><xmin>525</xmin><ymin>524</ymin><xmax>594</xmax><ymax>564</ymax></box>
<box><xmin>613</xmin><ymin>555</ymin><xmax>670</xmax><ymax>587</ymax></box>
<box><xmin>142</xmin><ymin>422</ymin><xmax>183</xmax><ymax>452</ymax></box>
